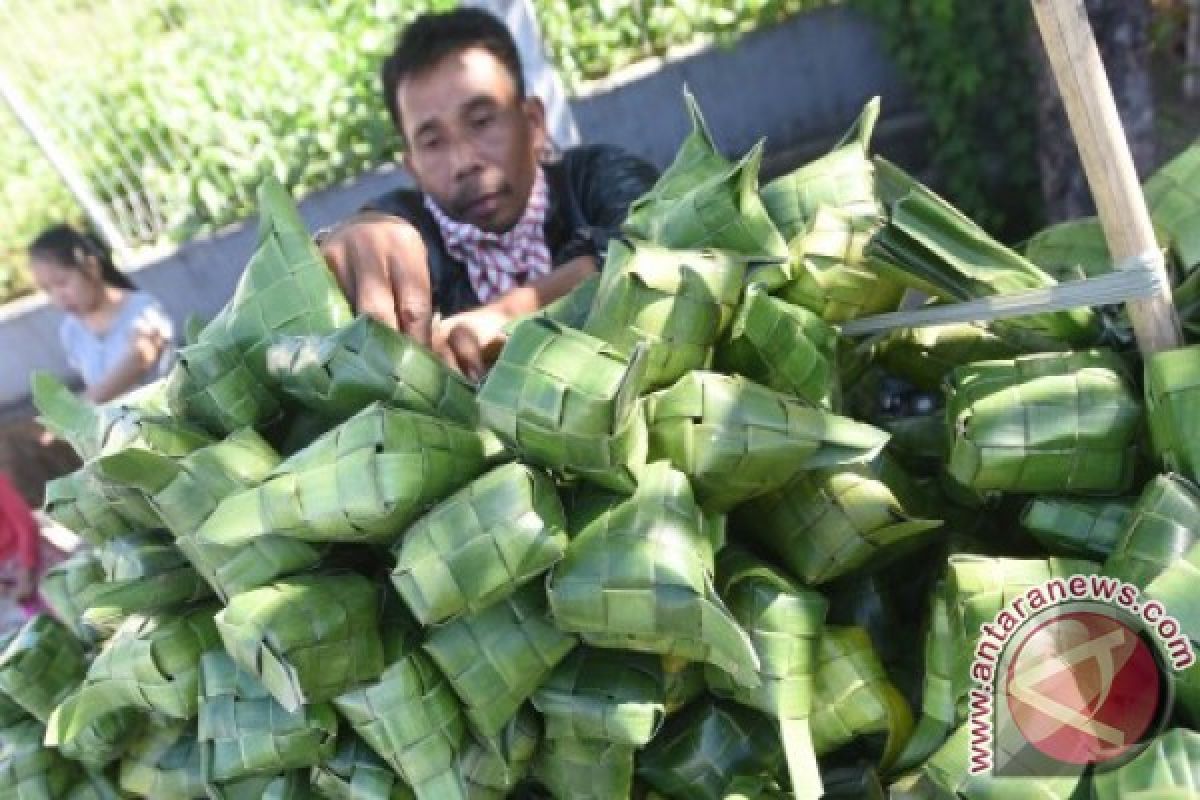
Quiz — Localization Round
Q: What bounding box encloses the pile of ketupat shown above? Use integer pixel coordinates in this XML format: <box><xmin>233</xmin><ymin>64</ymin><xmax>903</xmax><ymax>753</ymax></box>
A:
<box><xmin>4</xmin><ymin>91</ymin><xmax>1200</xmax><ymax>799</ymax></box>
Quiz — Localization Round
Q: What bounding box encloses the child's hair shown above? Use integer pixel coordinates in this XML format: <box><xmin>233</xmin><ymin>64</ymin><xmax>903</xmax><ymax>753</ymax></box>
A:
<box><xmin>27</xmin><ymin>224</ymin><xmax>134</xmax><ymax>290</ymax></box>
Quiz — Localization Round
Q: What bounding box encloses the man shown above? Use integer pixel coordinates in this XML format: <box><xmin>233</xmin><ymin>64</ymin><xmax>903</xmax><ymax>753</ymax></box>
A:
<box><xmin>321</xmin><ymin>9</ymin><xmax>658</xmax><ymax>381</ymax></box>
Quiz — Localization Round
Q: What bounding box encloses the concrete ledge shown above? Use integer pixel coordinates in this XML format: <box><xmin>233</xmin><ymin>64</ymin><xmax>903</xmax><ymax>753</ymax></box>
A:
<box><xmin>0</xmin><ymin>6</ymin><xmax>921</xmax><ymax>412</ymax></box>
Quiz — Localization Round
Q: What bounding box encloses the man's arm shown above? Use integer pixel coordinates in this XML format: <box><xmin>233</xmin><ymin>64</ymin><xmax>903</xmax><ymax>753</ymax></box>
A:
<box><xmin>435</xmin><ymin>253</ymin><xmax>597</xmax><ymax>381</ymax></box>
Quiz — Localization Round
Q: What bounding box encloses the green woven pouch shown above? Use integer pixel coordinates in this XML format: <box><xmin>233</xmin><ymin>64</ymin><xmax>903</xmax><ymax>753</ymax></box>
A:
<box><xmin>1020</xmin><ymin>496</ymin><xmax>1134</xmax><ymax>561</ymax></box>
<box><xmin>891</xmin><ymin>584</ymin><xmax>957</xmax><ymax>774</ymax></box>
<box><xmin>92</xmin><ymin>430</ymin><xmax>324</xmax><ymax>601</ymax></box>
<box><xmin>870</xmin><ymin>157</ymin><xmax>1100</xmax><ymax>347</ymax></box>
<box><xmin>1023</xmin><ymin>216</ymin><xmax>1113</xmax><ymax>282</ymax></box>
<box><xmin>423</xmin><ymin>581</ymin><xmax>577</xmax><ymax>739</ymax></box>
<box><xmin>332</xmin><ymin>614</ymin><xmax>467</xmax><ymax>800</ymax></box>
<box><xmin>547</xmin><ymin>461</ymin><xmax>759</xmax><ymax>688</ymax></box>
<box><xmin>1147</xmin><ymin>344</ymin><xmax>1200</xmax><ymax>484</ymax></box>
<box><xmin>196</xmin><ymin>404</ymin><xmax>492</xmax><ymax>547</ymax></box>
<box><xmin>48</xmin><ymin>693</ymin><xmax>140</xmax><ymax>768</ymax></box>
<box><xmin>1092</xmin><ymin>727</ymin><xmax>1200</xmax><ymax>800</ymax></box>
<box><xmin>38</xmin><ymin>549</ymin><xmax>104</xmax><ymax>643</ymax></box>
<box><xmin>706</xmin><ymin>547</ymin><xmax>827</xmax><ymax>798</ymax></box>
<box><xmin>637</xmin><ymin>698</ymin><xmax>784</xmax><ymax>800</ymax></box>
<box><xmin>1103</xmin><ymin>474</ymin><xmax>1200</xmax><ymax>587</ymax></box>
<box><xmin>760</xmin><ymin>97</ymin><xmax>883</xmax><ymax>239</ymax></box>
<box><xmin>266</xmin><ymin>314</ymin><xmax>479</xmax><ymax>427</ymax></box>
<box><xmin>198</xmin><ymin>651</ymin><xmax>337</xmax><ymax>783</ymax></box>
<box><xmin>310</xmin><ymin>731</ymin><xmax>415</xmax><ymax>800</ymax></box>
<box><xmin>757</xmin><ymin>207</ymin><xmax>904</xmax><ymax>324</ymax></box>
<box><xmin>165</xmin><ymin>333</ymin><xmax>283</xmax><ymax>436</ymax></box>
<box><xmin>42</xmin><ymin>471</ymin><xmax>137</xmax><ymax>547</ymax></box>
<box><xmin>644</xmin><ymin>371</ymin><xmax>889</xmax><ymax>513</ymax></box>
<box><xmin>46</xmin><ymin>606</ymin><xmax>221</xmax><ymax>749</ymax></box>
<box><xmin>875</xmin><ymin>323</ymin><xmax>1025</xmax><ymax>393</ymax></box>
<box><xmin>85</xmin><ymin>532</ymin><xmax>213</xmax><ymax>628</ymax></box>
<box><xmin>715</xmin><ymin>282</ymin><xmax>839</xmax><ymax>408</ymax></box>
<box><xmin>118</xmin><ymin>722</ymin><xmax>206</xmax><ymax>799</ymax></box>
<box><xmin>0</xmin><ymin>718</ymin><xmax>81</xmax><ymax>800</ymax></box>
<box><xmin>810</xmin><ymin>626</ymin><xmax>913</xmax><ymax>771</ymax></box>
<box><xmin>582</xmin><ymin>238</ymin><xmax>746</xmax><ymax>391</ymax></box>
<box><xmin>31</xmin><ymin>372</ymin><xmax>210</xmax><ymax>463</ymax></box>
<box><xmin>531</xmin><ymin>647</ymin><xmax>665</xmax><ymax>747</ymax></box>
<box><xmin>391</xmin><ymin>462</ymin><xmax>568</xmax><ymax>626</ymax></box>
<box><xmin>477</xmin><ymin>316</ymin><xmax>648</xmax><ymax>492</ymax></box>
<box><xmin>945</xmin><ymin>350</ymin><xmax>1142</xmax><ymax>494</ymax></box>
<box><xmin>455</xmin><ymin>704</ymin><xmax>539</xmax><ymax>800</ymax></box>
<box><xmin>1145</xmin><ymin>139</ymin><xmax>1200</xmax><ymax>272</ymax></box>
<box><xmin>0</xmin><ymin>614</ymin><xmax>87</xmax><ymax>722</ymax></box>
<box><xmin>215</xmin><ymin>573</ymin><xmax>384</xmax><ymax>712</ymax></box>
<box><xmin>530</xmin><ymin>736</ymin><xmax>635</xmax><ymax>800</ymax></box>
<box><xmin>734</xmin><ymin>453</ymin><xmax>942</xmax><ymax>585</ymax></box>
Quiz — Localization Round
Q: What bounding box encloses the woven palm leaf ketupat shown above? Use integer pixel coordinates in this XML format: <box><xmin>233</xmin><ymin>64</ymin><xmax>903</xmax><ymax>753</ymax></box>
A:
<box><xmin>31</xmin><ymin>372</ymin><xmax>206</xmax><ymax>463</ymax></box>
<box><xmin>1141</xmin><ymin>544</ymin><xmax>1200</xmax><ymax>725</ymax></box>
<box><xmin>1023</xmin><ymin>216</ymin><xmax>1114</xmax><ymax>282</ymax></box>
<box><xmin>92</xmin><ymin>430</ymin><xmax>325</xmax><ymax>601</ymax></box>
<box><xmin>636</xmin><ymin>699</ymin><xmax>784</xmax><ymax>800</ymax></box>
<box><xmin>891</xmin><ymin>585</ymin><xmax>958</xmax><ymax>774</ymax></box>
<box><xmin>423</xmin><ymin>581</ymin><xmax>577</xmax><ymax>740</ymax></box>
<box><xmin>734</xmin><ymin>453</ymin><xmax>942</xmax><ymax>585</ymax></box>
<box><xmin>38</xmin><ymin>550</ymin><xmax>105</xmax><ymax>643</ymax></box>
<box><xmin>530</xmin><ymin>647</ymin><xmax>665</xmax><ymax>747</ymax></box>
<box><xmin>870</xmin><ymin>157</ymin><xmax>1101</xmax><ymax>347</ymax></box>
<box><xmin>259</xmin><ymin>770</ymin><xmax>325</xmax><ymax>800</ymax></box>
<box><xmin>196</xmin><ymin>404</ymin><xmax>493</xmax><ymax>547</ymax></box>
<box><xmin>390</xmin><ymin>462</ymin><xmax>568</xmax><ymax>626</ymax></box>
<box><xmin>530</xmin><ymin>735</ymin><xmax>635</xmax><ymax>800</ymax></box>
<box><xmin>265</xmin><ymin>314</ymin><xmax>479</xmax><ymax>427</ymax></box>
<box><xmin>809</xmin><ymin>626</ymin><xmax>913</xmax><ymax>771</ymax></box>
<box><xmin>165</xmin><ymin>334</ymin><xmax>283</xmax><ymax>436</ymax></box>
<box><xmin>331</xmin><ymin>613</ymin><xmax>466</xmax><ymax>800</ymax></box>
<box><xmin>1020</xmin><ymin>495</ymin><xmax>1134</xmax><ymax>561</ymax></box>
<box><xmin>0</xmin><ymin>718</ymin><xmax>80</xmax><ymax>799</ymax></box>
<box><xmin>1092</xmin><ymin>728</ymin><xmax>1200</xmax><ymax>800</ymax></box>
<box><xmin>310</xmin><ymin>732</ymin><xmax>415</xmax><ymax>800</ymax></box>
<box><xmin>1144</xmin><ymin>140</ymin><xmax>1200</xmax><ymax>273</ymax></box>
<box><xmin>547</xmin><ymin>461</ymin><xmax>760</xmax><ymax>687</ymax></box>
<box><xmin>0</xmin><ymin>679</ymin><xmax>28</xmax><ymax>730</ymax></box>
<box><xmin>46</xmin><ymin>606</ymin><xmax>221</xmax><ymax>749</ymax></box>
<box><xmin>117</xmin><ymin>722</ymin><xmax>206</xmax><ymax>799</ymax></box>
<box><xmin>758</xmin><ymin>207</ymin><xmax>905</xmax><ymax>324</ymax></box>
<box><xmin>84</xmin><ymin>532</ymin><xmax>213</xmax><ymax>629</ymax></box>
<box><xmin>582</xmin><ymin>239</ymin><xmax>747</xmax><ymax>392</ymax></box>
<box><xmin>1147</xmin><ymin>345</ymin><xmax>1200</xmax><ymax>484</ymax></box>
<box><xmin>705</xmin><ymin>547</ymin><xmax>827</xmax><ymax>798</ymax></box>
<box><xmin>761</xmin><ymin>97</ymin><xmax>884</xmax><ymax>240</ymax></box>
<box><xmin>643</xmin><ymin>371</ymin><xmax>890</xmax><ymax>513</ymax></box>
<box><xmin>215</xmin><ymin>573</ymin><xmax>383</xmax><ymax>712</ymax></box>
<box><xmin>42</xmin><ymin>471</ymin><xmax>136</xmax><ymax>547</ymax></box>
<box><xmin>198</xmin><ymin>651</ymin><xmax>337</xmax><ymax>783</ymax></box>
<box><xmin>50</xmin><ymin>697</ymin><xmax>140</xmax><ymax>769</ymax></box>
<box><xmin>196</xmin><ymin>177</ymin><xmax>353</xmax><ymax>374</ymax></box>
<box><xmin>715</xmin><ymin>283</ymin><xmax>839</xmax><ymax>408</ymax></box>
<box><xmin>944</xmin><ymin>350</ymin><xmax>1143</xmax><ymax>493</ymax></box>
<box><xmin>1103</xmin><ymin>474</ymin><xmax>1200</xmax><ymax>586</ymax></box>
<box><xmin>0</xmin><ymin>615</ymin><xmax>86</xmax><ymax>723</ymax></box>
<box><xmin>455</xmin><ymin>704</ymin><xmax>539</xmax><ymax>799</ymax></box>
<box><xmin>874</xmin><ymin>322</ymin><xmax>1026</xmax><ymax>393</ymax></box>
<box><xmin>476</xmin><ymin>317</ymin><xmax>648</xmax><ymax>493</ymax></box>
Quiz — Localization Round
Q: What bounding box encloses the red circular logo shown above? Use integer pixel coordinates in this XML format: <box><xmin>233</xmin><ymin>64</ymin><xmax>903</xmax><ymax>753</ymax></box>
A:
<box><xmin>1004</xmin><ymin>610</ymin><xmax>1161</xmax><ymax>766</ymax></box>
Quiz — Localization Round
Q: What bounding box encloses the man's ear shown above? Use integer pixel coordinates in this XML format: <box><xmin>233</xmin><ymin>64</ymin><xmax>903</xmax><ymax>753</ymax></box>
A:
<box><xmin>522</xmin><ymin>95</ymin><xmax>548</xmax><ymax>154</ymax></box>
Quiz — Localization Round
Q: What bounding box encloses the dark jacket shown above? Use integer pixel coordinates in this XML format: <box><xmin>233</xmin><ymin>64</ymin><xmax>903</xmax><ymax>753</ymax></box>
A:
<box><xmin>363</xmin><ymin>144</ymin><xmax>659</xmax><ymax>316</ymax></box>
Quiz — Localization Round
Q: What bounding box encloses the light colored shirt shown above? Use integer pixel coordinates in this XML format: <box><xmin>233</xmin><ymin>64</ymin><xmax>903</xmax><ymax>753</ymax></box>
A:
<box><xmin>58</xmin><ymin>291</ymin><xmax>175</xmax><ymax>390</ymax></box>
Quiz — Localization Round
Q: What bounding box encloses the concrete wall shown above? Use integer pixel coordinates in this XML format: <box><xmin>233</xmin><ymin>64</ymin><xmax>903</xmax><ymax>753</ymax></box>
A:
<box><xmin>0</xmin><ymin>5</ymin><xmax>919</xmax><ymax>412</ymax></box>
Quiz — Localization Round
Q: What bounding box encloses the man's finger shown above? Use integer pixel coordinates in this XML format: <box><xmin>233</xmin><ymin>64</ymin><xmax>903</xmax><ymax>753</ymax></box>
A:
<box><xmin>353</xmin><ymin>245</ymin><xmax>400</xmax><ymax>331</ymax></box>
<box><xmin>433</xmin><ymin>336</ymin><xmax>465</xmax><ymax>377</ymax></box>
<box><xmin>319</xmin><ymin>239</ymin><xmax>356</xmax><ymax>303</ymax></box>
<box><xmin>449</xmin><ymin>329</ymin><xmax>486</xmax><ymax>384</ymax></box>
<box><xmin>387</xmin><ymin>236</ymin><xmax>433</xmax><ymax>347</ymax></box>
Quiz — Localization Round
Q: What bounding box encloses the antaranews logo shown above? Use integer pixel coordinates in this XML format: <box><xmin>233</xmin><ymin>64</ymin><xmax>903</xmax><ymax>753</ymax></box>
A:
<box><xmin>966</xmin><ymin>573</ymin><xmax>1195</xmax><ymax>778</ymax></box>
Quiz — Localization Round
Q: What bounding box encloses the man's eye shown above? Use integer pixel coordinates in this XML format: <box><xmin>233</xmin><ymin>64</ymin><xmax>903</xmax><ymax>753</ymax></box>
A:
<box><xmin>470</xmin><ymin>112</ymin><xmax>495</xmax><ymax>130</ymax></box>
<box><xmin>419</xmin><ymin>137</ymin><xmax>442</xmax><ymax>151</ymax></box>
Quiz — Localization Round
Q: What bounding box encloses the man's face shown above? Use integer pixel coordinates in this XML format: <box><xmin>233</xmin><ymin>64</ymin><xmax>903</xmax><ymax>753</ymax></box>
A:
<box><xmin>398</xmin><ymin>46</ymin><xmax>546</xmax><ymax>234</ymax></box>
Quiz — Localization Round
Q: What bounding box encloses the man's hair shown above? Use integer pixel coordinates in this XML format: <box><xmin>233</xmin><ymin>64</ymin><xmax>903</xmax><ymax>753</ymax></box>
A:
<box><xmin>381</xmin><ymin>8</ymin><xmax>525</xmax><ymax>139</ymax></box>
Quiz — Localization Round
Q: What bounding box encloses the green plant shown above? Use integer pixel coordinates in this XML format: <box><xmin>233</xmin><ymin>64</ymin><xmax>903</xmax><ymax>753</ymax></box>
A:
<box><xmin>853</xmin><ymin>0</ymin><xmax>1042</xmax><ymax>238</ymax></box>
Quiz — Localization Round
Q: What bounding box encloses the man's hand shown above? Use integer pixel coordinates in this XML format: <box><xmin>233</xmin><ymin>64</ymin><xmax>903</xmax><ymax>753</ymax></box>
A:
<box><xmin>434</xmin><ymin>308</ymin><xmax>510</xmax><ymax>383</ymax></box>
<box><xmin>320</xmin><ymin>213</ymin><xmax>434</xmax><ymax>346</ymax></box>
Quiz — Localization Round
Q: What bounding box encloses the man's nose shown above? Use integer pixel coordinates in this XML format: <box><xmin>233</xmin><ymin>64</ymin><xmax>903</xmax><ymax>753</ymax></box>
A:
<box><xmin>447</xmin><ymin>134</ymin><xmax>483</xmax><ymax>182</ymax></box>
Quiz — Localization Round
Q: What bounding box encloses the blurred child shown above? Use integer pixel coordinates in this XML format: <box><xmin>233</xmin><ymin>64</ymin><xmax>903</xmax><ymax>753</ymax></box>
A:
<box><xmin>28</xmin><ymin>224</ymin><xmax>175</xmax><ymax>403</ymax></box>
<box><xmin>0</xmin><ymin>473</ymin><xmax>40</xmax><ymax>613</ymax></box>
